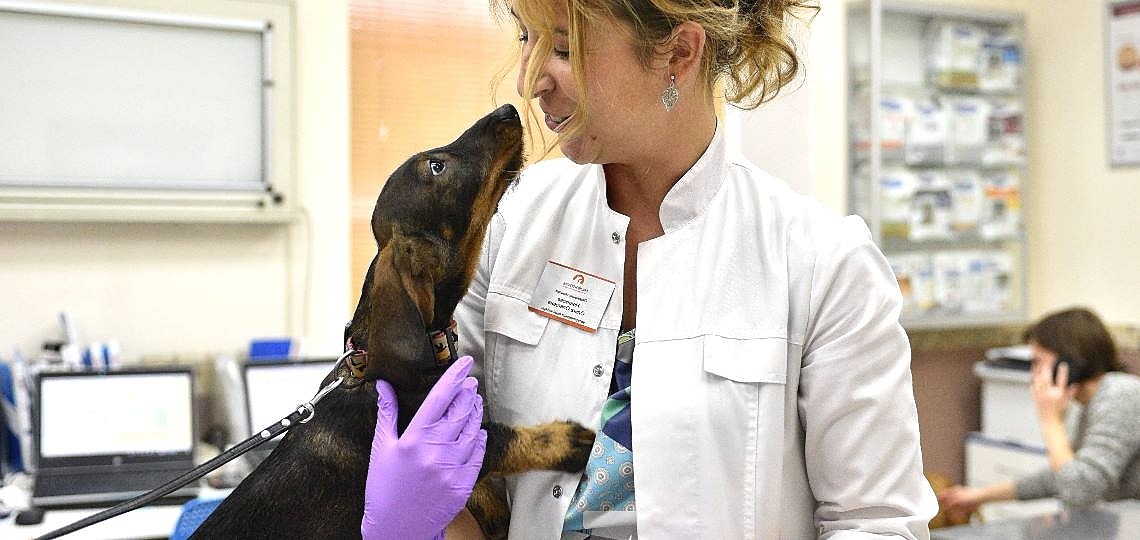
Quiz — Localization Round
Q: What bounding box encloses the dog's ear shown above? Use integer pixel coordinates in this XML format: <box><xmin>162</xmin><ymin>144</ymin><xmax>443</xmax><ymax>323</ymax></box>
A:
<box><xmin>391</xmin><ymin>231</ymin><xmax>439</xmax><ymax>326</ymax></box>
<box><xmin>364</xmin><ymin>229</ymin><xmax>447</xmax><ymax>387</ymax></box>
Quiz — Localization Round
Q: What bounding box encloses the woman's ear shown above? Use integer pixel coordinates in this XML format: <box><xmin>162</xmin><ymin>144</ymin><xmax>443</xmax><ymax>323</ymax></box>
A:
<box><xmin>665</xmin><ymin>21</ymin><xmax>707</xmax><ymax>84</ymax></box>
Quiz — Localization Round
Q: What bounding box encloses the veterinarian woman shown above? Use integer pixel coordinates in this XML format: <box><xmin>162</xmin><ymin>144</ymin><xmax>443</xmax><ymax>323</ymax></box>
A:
<box><xmin>361</xmin><ymin>1</ymin><xmax>937</xmax><ymax>538</ymax></box>
<box><xmin>939</xmin><ymin>307</ymin><xmax>1140</xmax><ymax>521</ymax></box>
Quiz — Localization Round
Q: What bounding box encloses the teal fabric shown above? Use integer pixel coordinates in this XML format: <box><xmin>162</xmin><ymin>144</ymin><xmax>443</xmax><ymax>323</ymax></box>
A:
<box><xmin>564</xmin><ymin>330</ymin><xmax>636</xmax><ymax>535</ymax></box>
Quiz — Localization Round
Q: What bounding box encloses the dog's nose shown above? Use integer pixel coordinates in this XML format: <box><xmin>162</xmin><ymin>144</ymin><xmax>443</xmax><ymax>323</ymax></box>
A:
<box><xmin>492</xmin><ymin>104</ymin><xmax>520</xmax><ymax>123</ymax></box>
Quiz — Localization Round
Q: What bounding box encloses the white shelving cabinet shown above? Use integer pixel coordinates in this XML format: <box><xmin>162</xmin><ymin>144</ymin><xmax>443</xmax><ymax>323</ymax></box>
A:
<box><xmin>847</xmin><ymin>0</ymin><xmax>1029</xmax><ymax>329</ymax></box>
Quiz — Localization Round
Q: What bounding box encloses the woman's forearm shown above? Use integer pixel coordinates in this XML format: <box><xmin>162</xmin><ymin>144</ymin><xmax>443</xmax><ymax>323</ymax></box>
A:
<box><xmin>1040</xmin><ymin>417</ymin><xmax>1076</xmax><ymax>471</ymax></box>
<box><xmin>978</xmin><ymin>480</ymin><xmax>1016</xmax><ymax>504</ymax></box>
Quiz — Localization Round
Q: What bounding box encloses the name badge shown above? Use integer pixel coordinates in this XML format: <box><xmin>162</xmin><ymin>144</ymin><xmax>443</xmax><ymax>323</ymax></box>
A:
<box><xmin>528</xmin><ymin>260</ymin><xmax>617</xmax><ymax>333</ymax></box>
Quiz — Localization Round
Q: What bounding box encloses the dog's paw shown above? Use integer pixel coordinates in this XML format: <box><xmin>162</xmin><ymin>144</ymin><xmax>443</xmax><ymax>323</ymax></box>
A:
<box><xmin>495</xmin><ymin>421</ymin><xmax>596</xmax><ymax>476</ymax></box>
<box><xmin>546</xmin><ymin>420</ymin><xmax>595</xmax><ymax>473</ymax></box>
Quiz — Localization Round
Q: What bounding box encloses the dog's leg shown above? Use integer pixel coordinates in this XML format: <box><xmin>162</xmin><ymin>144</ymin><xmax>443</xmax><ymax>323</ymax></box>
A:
<box><xmin>467</xmin><ymin>477</ymin><xmax>510</xmax><ymax>540</ymax></box>
<box><xmin>481</xmin><ymin>421</ymin><xmax>594</xmax><ymax>476</ymax></box>
<box><xmin>463</xmin><ymin>421</ymin><xmax>593</xmax><ymax>538</ymax></box>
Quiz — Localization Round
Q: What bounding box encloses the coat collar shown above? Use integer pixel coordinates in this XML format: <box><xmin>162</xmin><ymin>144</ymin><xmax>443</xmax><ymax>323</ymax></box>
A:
<box><xmin>645</xmin><ymin>121</ymin><xmax>727</xmax><ymax>234</ymax></box>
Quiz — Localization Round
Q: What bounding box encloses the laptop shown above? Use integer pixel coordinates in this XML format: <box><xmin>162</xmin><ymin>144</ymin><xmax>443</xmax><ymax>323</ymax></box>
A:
<box><xmin>31</xmin><ymin>368</ymin><xmax>199</xmax><ymax>508</ymax></box>
<box><xmin>241</xmin><ymin>358</ymin><xmax>337</xmax><ymax>465</ymax></box>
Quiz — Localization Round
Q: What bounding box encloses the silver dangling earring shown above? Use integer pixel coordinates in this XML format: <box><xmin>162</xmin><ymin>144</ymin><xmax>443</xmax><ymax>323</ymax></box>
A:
<box><xmin>661</xmin><ymin>74</ymin><xmax>679</xmax><ymax>112</ymax></box>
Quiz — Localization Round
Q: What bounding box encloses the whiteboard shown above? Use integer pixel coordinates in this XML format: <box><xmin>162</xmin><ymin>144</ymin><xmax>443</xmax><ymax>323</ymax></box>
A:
<box><xmin>0</xmin><ymin>1</ymin><xmax>271</xmax><ymax>192</ymax></box>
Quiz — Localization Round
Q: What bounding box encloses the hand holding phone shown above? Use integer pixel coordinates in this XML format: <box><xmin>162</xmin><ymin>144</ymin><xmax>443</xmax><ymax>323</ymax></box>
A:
<box><xmin>1052</xmin><ymin>354</ymin><xmax>1088</xmax><ymax>386</ymax></box>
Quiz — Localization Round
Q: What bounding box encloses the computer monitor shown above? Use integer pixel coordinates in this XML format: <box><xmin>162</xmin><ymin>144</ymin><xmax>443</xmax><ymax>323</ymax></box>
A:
<box><xmin>242</xmin><ymin>359</ymin><xmax>337</xmax><ymax>437</ymax></box>
<box><xmin>36</xmin><ymin>369</ymin><xmax>195</xmax><ymax>464</ymax></box>
<box><xmin>31</xmin><ymin>368</ymin><xmax>200</xmax><ymax>507</ymax></box>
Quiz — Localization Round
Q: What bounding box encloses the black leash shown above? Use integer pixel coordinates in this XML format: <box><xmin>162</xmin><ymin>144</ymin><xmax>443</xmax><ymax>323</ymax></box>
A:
<box><xmin>34</xmin><ymin>353</ymin><xmax>355</xmax><ymax>540</ymax></box>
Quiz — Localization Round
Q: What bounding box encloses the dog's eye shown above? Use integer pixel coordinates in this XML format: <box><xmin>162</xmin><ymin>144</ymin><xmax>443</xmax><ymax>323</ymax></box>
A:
<box><xmin>428</xmin><ymin>159</ymin><xmax>447</xmax><ymax>176</ymax></box>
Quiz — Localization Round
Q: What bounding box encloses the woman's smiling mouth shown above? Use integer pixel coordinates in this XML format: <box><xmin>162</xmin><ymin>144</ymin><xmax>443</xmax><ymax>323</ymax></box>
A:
<box><xmin>545</xmin><ymin>113</ymin><xmax>573</xmax><ymax>132</ymax></box>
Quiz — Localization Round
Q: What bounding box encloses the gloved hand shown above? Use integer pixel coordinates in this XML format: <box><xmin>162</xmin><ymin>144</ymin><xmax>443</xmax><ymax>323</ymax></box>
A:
<box><xmin>361</xmin><ymin>355</ymin><xmax>487</xmax><ymax>540</ymax></box>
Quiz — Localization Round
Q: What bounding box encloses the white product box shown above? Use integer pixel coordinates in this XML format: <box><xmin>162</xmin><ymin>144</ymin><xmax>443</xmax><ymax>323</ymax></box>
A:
<box><xmin>973</xmin><ymin>361</ymin><xmax>1041</xmax><ymax>446</ymax></box>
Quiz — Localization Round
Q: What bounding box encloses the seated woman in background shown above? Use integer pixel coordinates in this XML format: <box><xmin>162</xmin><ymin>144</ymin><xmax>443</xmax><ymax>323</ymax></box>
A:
<box><xmin>940</xmin><ymin>307</ymin><xmax>1140</xmax><ymax>519</ymax></box>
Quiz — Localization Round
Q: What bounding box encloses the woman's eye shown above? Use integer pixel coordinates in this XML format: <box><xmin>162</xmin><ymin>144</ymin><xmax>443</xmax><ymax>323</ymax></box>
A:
<box><xmin>428</xmin><ymin>160</ymin><xmax>446</xmax><ymax>176</ymax></box>
<box><xmin>553</xmin><ymin>48</ymin><xmax>570</xmax><ymax>59</ymax></box>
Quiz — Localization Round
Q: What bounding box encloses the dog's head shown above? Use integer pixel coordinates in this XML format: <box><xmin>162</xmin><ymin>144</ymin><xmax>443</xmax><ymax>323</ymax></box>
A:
<box><xmin>342</xmin><ymin>104</ymin><xmax>523</xmax><ymax>394</ymax></box>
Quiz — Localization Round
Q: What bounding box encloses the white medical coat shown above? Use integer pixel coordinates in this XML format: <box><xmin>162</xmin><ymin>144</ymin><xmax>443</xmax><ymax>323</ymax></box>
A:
<box><xmin>454</xmin><ymin>127</ymin><xmax>937</xmax><ymax>539</ymax></box>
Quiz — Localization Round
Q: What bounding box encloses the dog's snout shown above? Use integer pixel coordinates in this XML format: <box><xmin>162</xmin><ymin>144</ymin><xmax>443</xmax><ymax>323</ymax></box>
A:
<box><xmin>492</xmin><ymin>104</ymin><xmax>520</xmax><ymax>123</ymax></box>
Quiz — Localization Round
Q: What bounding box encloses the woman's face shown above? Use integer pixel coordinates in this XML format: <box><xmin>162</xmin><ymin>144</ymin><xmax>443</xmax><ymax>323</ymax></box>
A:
<box><xmin>516</xmin><ymin>3</ymin><xmax>667</xmax><ymax>165</ymax></box>
<box><xmin>1029</xmin><ymin>341</ymin><xmax>1059</xmax><ymax>376</ymax></box>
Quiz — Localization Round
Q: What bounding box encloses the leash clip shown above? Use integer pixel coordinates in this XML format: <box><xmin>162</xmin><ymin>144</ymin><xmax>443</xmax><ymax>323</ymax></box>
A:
<box><xmin>296</xmin><ymin>370</ymin><xmax>347</xmax><ymax>424</ymax></box>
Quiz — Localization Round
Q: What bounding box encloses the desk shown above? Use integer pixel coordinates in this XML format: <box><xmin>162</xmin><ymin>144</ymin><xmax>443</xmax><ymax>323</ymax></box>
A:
<box><xmin>0</xmin><ymin>477</ymin><xmax>229</xmax><ymax>540</ymax></box>
<box><xmin>1</xmin><ymin>505</ymin><xmax>185</xmax><ymax>540</ymax></box>
<box><xmin>932</xmin><ymin>500</ymin><xmax>1140</xmax><ymax>540</ymax></box>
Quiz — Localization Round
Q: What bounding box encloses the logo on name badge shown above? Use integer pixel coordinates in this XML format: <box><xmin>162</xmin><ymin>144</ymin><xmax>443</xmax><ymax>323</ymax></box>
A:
<box><xmin>528</xmin><ymin>261</ymin><xmax>617</xmax><ymax>333</ymax></box>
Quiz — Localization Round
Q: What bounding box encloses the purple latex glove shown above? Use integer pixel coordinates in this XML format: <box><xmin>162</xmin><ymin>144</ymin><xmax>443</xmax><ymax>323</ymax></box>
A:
<box><xmin>361</xmin><ymin>355</ymin><xmax>487</xmax><ymax>540</ymax></box>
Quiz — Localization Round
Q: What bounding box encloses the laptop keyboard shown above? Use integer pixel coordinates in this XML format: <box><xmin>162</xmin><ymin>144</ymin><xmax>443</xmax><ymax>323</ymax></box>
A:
<box><xmin>34</xmin><ymin>468</ymin><xmax>188</xmax><ymax>499</ymax></box>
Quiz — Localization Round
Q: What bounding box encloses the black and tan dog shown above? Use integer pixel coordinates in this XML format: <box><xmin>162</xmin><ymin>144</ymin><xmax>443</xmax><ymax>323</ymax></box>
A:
<box><xmin>191</xmin><ymin>105</ymin><xmax>593</xmax><ymax>539</ymax></box>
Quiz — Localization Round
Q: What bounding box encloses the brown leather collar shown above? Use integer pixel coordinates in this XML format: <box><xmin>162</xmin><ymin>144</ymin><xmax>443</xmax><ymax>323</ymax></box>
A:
<box><xmin>343</xmin><ymin>320</ymin><xmax>460</xmax><ymax>384</ymax></box>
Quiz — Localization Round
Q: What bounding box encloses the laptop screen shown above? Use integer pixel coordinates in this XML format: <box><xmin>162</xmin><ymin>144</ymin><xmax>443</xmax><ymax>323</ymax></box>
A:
<box><xmin>243</xmin><ymin>359</ymin><xmax>336</xmax><ymax>437</ymax></box>
<box><xmin>36</xmin><ymin>369</ymin><xmax>195</xmax><ymax>462</ymax></box>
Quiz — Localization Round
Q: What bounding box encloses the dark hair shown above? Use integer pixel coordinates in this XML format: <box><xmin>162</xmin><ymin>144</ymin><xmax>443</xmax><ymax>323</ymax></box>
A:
<box><xmin>1023</xmin><ymin>307</ymin><xmax>1122</xmax><ymax>377</ymax></box>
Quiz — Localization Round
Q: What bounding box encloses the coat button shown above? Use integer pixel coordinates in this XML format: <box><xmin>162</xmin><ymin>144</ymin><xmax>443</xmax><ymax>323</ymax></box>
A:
<box><xmin>611</xmin><ymin>232</ymin><xmax>621</xmax><ymax>244</ymax></box>
<box><xmin>592</xmin><ymin>365</ymin><xmax>604</xmax><ymax>377</ymax></box>
<box><xmin>552</xmin><ymin>485</ymin><xmax>563</xmax><ymax>498</ymax></box>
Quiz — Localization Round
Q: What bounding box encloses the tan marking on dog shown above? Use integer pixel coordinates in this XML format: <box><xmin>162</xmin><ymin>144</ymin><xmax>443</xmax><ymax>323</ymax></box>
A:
<box><xmin>398</xmin><ymin>270</ymin><xmax>434</xmax><ymax>326</ymax></box>
<box><xmin>467</xmin><ymin>479</ymin><xmax>510</xmax><ymax>540</ymax></box>
<box><xmin>456</xmin><ymin>134</ymin><xmax>521</xmax><ymax>288</ymax></box>
<box><xmin>494</xmin><ymin>421</ymin><xmax>595</xmax><ymax>476</ymax></box>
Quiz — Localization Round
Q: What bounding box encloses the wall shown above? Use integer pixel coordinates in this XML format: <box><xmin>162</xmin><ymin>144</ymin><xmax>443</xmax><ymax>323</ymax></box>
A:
<box><xmin>2</xmin><ymin>0</ymin><xmax>1138</xmax><ymax>485</ymax></box>
<box><xmin>732</xmin><ymin>1</ymin><xmax>1028</xmax><ymax>217</ymax></box>
<box><xmin>735</xmin><ymin>0</ymin><xmax>1140</xmax><ymax>328</ymax></box>
<box><xmin>1025</xmin><ymin>1</ymin><xmax>1140</xmax><ymax>325</ymax></box>
<box><xmin>6</xmin><ymin>0</ymin><xmax>1127</xmax><ymax>359</ymax></box>
<box><xmin>348</xmin><ymin>0</ymin><xmax>521</xmax><ymax>300</ymax></box>
<box><xmin>829</xmin><ymin>0</ymin><xmax>1139</xmax><ymax>483</ymax></box>
<box><xmin>814</xmin><ymin>0</ymin><xmax>1140</xmax><ymax>325</ymax></box>
<box><xmin>733</xmin><ymin>0</ymin><xmax>1140</xmax><ymax>482</ymax></box>
<box><xmin>0</xmin><ymin>0</ymin><xmax>350</xmax><ymax>363</ymax></box>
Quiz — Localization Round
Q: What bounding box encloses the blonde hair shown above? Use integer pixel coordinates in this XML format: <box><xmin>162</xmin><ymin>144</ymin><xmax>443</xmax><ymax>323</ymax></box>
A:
<box><xmin>492</xmin><ymin>0</ymin><xmax>818</xmax><ymax>153</ymax></box>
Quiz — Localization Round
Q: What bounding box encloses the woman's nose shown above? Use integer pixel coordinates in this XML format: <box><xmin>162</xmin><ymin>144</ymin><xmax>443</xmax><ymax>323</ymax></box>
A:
<box><xmin>517</xmin><ymin>53</ymin><xmax>553</xmax><ymax>98</ymax></box>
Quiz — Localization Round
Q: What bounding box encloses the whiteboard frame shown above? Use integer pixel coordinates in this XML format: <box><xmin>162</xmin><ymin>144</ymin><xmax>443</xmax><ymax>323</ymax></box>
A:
<box><xmin>0</xmin><ymin>0</ymin><xmax>289</xmax><ymax>221</ymax></box>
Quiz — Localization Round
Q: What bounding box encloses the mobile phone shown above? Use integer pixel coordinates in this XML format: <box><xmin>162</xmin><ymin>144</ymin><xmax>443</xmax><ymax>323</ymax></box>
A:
<box><xmin>1052</xmin><ymin>354</ymin><xmax>1090</xmax><ymax>385</ymax></box>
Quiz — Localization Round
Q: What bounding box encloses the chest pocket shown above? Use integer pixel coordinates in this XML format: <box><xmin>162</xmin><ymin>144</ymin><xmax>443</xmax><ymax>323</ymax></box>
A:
<box><xmin>482</xmin><ymin>292</ymin><xmax>548</xmax><ymax>419</ymax></box>
<box><xmin>687</xmin><ymin>334</ymin><xmax>791</xmax><ymax>533</ymax></box>
<box><xmin>485</xmin><ymin>291</ymin><xmax>547</xmax><ymax>345</ymax></box>
<box><xmin>702</xmin><ymin>335</ymin><xmax>788</xmax><ymax>384</ymax></box>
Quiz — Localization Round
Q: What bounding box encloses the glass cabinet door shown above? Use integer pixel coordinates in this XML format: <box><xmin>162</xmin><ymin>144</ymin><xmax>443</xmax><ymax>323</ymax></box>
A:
<box><xmin>847</xmin><ymin>0</ymin><xmax>1028</xmax><ymax>328</ymax></box>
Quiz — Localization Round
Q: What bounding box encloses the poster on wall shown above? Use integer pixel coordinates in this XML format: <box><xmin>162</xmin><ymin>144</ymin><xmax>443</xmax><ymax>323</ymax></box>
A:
<box><xmin>1108</xmin><ymin>1</ymin><xmax>1140</xmax><ymax>166</ymax></box>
